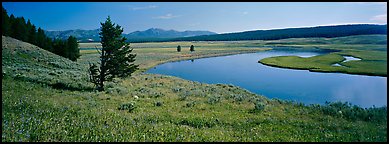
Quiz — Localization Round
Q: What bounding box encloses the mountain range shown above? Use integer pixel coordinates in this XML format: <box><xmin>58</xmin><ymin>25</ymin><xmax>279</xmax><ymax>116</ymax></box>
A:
<box><xmin>45</xmin><ymin>24</ymin><xmax>387</xmax><ymax>43</ymax></box>
<box><xmin>44</xmin><ymin>28</ymin><xmax>217</xmax><ymax>42</ymax></box>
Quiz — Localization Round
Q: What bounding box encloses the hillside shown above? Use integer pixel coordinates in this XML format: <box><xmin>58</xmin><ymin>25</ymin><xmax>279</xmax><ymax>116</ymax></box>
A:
<box><xmin>171</xmin><ymin>24</ymin><xmax>387</xmax><ymax>41</ymax></box>
<box><xmin>1</xmin><ymin>36</ymin><xmax>92</xmax><ymax>90</ymax></box>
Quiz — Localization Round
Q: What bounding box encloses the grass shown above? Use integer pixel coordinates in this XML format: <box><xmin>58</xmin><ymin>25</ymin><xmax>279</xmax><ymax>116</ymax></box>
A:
<box><xmin>79</xmin><ymin>41</ymin><xmax>270</xmax><ymax>72</ymax></box>
<box><xmin>2</xmin><ymin>35</ymin><xmax>387</xmax><ymax>142</ymax></box>
<box><xmin>258</xmin><ymin>35</ymin><xmax>387</xmax><ymax>76</ymax></box>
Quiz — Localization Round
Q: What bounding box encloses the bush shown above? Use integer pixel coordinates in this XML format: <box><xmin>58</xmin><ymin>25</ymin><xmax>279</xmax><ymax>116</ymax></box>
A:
<box><xmin>229</xmin><ymin>93</ymin><xmax>247</xmax><ymax>102</ymax></box>
<box><xmin>178</xmin><ymin>91</ymin><xmax>190</xmax><ymax>101</ymax></box>
<box><xmin>118</xmin><ymin>101</ymin><xmax>136</xmax><ymax>112</ymax></box>
<box><xmin>149</xmin><ymin>91</ymin><xmax>164</xmax><ymax>98</ymax></box>
<box><xmin>185</xmin><ymin>101</ymin><xmax>196</xmax><ymax>108</ymax></box>
<box><xmin>155</xmin><ymin>101</ymin><xmax>163</xmax><ymax>107</ymax></box>
<box><xmin>172</xmin><ymin>87</ymin><xmax>183</xmax><ymax>93</ymax></box>
<box><xmin>254</xmin><ymin>99</ymin><xmax>266</xmax><ymax>112</ymax></box>
<box><xmin>207</xmin><ymin>95</ymin><xmax>221</xmax><ymax>104</ymax></box>
<box><xmin>318</xmin><ymin>101</ymin><xmax>387</xmax><ymax>122</ymax></box>
<box><xmin>106</xmin><ymin>86</ymin><xmax>128</xmax><ymax>95</ymax></box>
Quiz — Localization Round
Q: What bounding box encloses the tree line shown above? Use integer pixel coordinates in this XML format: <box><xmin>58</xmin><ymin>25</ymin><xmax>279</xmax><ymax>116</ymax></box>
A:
<box><xmin>2</xmin><ymin>6</ymin><xmax>80</xmax><ymax>61</ymax></box>
<box><xmin>169</xmin><ymin>24</ymin><xmax>387</xmax><ymax>41</ymax></box>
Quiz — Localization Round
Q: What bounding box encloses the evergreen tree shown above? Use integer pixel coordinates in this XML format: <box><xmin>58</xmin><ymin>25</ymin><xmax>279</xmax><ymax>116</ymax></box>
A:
<box><xmin>9</xmin><ymin>14</ymin><xmax>17</xmax><ymax>38</ymax></box>
<box><xmin>2</xmin><ymin>6</ymin><xmax>80</xmax><ymax>61</ymax></box>
<box><xmin>14</xmin><ymin>17</ymin><xmax>28</xmax><ymax>41</ymax></box>
<box><xmin>36</xmin><ymin>28</ymin><xmax>46</xmax><ymax>49</ymax></box>
<box><xmin>66</xmin><ymin>36</ymin><xmax>80</xmax><ymax>61</ymax></box>
<box><xmin>190</xmin><ymin>45</ymin><xmax>195</xmax><ymax>52</ymax></box>
<box><xmin>45</xmin><ymin>37</ymin><xmax>53</xmax><ymax>52</ymax></box>
<box><xmin>53</xmin><ymin>38</ymin><xmax>66</xmax><ymax>56</ymax></box>
<box><xmin>26</xmin><ymin>20</ymin><xmax>37</xmax><ymax>45</ymax></box>
<box><xmin>89</xmin><ymin>16</ymin><xmax>138</xmax><ymax>91</ymax></box>
<box><xmin>2</xmin><ymin>6</ymin><xmax>11</xmax><ymax>36</ymax></box>
<box><xmin>177</xmin><ymin>45</ymin><xmax>181</xmax><ymax>52</ymax></box>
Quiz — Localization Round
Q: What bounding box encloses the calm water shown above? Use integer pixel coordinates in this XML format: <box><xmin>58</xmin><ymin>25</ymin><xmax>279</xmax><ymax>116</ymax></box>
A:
<box><xmin>146</xmin><ymin>50</ymin><xmax>387</xmax><ymax>108</ymax></box>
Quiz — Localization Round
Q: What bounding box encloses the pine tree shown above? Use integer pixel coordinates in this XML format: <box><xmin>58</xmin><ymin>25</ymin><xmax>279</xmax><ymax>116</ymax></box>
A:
<box><xmin>9</xmin><ymin>14</ymin><xmax>17</xmax><ymax>38</ymax></box>
<box><xmin>36</xmin><ymin>28</ymin><xmax>46</xmax><ymax>49</ymax></box>
<box><xmin>26</xmin><ymin>20</ymin><xmax>37</xmax><ymax>45</ymax></box>
<box><xmin>13</xmin><ymin>17</ymin><xmax>28</xmax><ymax>41</ymax></box>
<box><xmin>2</xmin><ymin>6</ymin><xmax>11</xmax><ymax>36</ymax></box>
<box><xmin>53</xmin><ymin>38</ymin><xmax>66</xmax><ymax>57</ymax></box>
<box><xmin>66</xmin><ymin>36</ymin><xmax>80</xmax><ymax>61</ymax></box>
<box><xmin>89</xmin><ymin>16</ymin><xmax>138</xmax><ymax>91</ymax></box>
<box><xmin>190</xmin><ymin>45</ymin><xmax>195</xmax><ymax>52</ymax></box>
<box><xmin>177</xmin><ymin>45</ymin><xmax>181</xmax><ymax>52</ymax></box>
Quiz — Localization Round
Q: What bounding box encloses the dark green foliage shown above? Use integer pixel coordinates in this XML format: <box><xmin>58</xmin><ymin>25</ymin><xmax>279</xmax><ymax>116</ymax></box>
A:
<box><xmin>155</xmin><ymin>101</ymin><xmax>163</xmax><ymax>107</ymax></box>
<box><xmin>66</xmin><ymin>36</ymin><xmax>80</xmax><ymax>61</ymax></box>
<box><xmin>315</xmin><ymin>101</ymin><xmax>387</xmax><ymax>122</ymax></box>
<box><xmin>88</xmin><ymin>63</ymin><xmax>100</xmax><ymax>88</ymax></box>
<box><xmin>89</xmin><ymin>16</ymin><xmax>138</xmax><ymax>91</ymax></box>
<box><xmin>118</xmin><ymin>102</ymin><xmax>136</xmax><ymax>112</ymax></box>
<box><xmin>2</xmin><ymin>6</ymin><xmax>80</xmax><ymax>61</ymax></box>
<box><xmin>53</xmin><ymin>38</ymin><xmax>67</xmax><ymax>57</ymax></box>
<box><xmin>185</xmin><ymin>101</ymin><xmax>196</xmax><ymax>107</ymax></box>
<box><xmin>172</xmin><ymin>24</ymin><xmax>387</xmax><ymax>41</ymax></box>
<box><xmin>207</xmin><ymin>95</ymin><xmax>221</xmax><ymax>104</ymax></box>
<box><xmin>2</xmin><ymin>6</ymin><xmax>11</xmax><ymax>36</ymax></box>
<box><xmin>35</xmin><ymin>28</ymin><xmax>46</xmax><ymax>49</ymax></box>
<box><xmin>254</xmin><ymin>99</ymin><xmax>266</xmax><ymax>112</ymax></box>
<box><xmin>26</xmin><ymin>20</ymin><xmax>37</xmax><ymax>45</ymax></box>
<box><xmin>190</xmin><ymin>45</ymin><xmax>195</xmax><ymax>52</ymax></box>
<box><xmin>177</xmin><ymin>45</ymin><xmax>181</xmax><ymax>52</ymax></box>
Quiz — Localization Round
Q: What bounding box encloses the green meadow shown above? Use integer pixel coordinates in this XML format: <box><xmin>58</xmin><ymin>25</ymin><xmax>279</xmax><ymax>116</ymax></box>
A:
<box><xmin>259</xmin><ymin>35</ymin><xmax>387</xmax><ymax>76</ymax></box>
<box><xmin>2</xmin><ymin>35</ymin><xmax>387</xmax><ymax>142</ymax></box>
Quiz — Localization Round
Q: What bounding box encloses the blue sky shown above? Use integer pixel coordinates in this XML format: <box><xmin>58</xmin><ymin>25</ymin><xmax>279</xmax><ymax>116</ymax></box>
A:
<box><xmin>2</xmin><ymin>2</ymin><xmax>387</xmax><ymax>34</ymax></box>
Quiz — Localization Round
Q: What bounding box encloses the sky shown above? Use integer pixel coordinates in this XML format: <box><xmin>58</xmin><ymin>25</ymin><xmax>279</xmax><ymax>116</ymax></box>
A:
<box><xmin>2</xmin><ymin>2</ymin><xmax>387</xmax><ymax>34</ymax></box>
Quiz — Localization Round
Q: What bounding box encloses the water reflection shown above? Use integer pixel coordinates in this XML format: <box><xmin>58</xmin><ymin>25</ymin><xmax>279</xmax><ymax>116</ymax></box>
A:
<box><xmin>147</xmin><ymin>49</ymin><xmax>387</xmax><ymax>108</ymax></box>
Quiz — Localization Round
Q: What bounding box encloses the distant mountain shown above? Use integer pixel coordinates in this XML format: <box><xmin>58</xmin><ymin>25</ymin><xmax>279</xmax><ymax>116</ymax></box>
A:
<box><xmin>45</xmin><ymin>29</ymin><xmax>100</xmax><ymax>42</ymax></box>
<box><xmin>44</xmin><ymin>28</ymin><xmax>216</xmax><ymax>42</ymax></box>
<box><xmin>126</xmin><ymin>28</ymin><xmax>216</xmax><ymax>38</ymax></box>
<box><xmin>171</xmin><ymin>24</ymin><xmax>387</xmax><ymax>41</ymax></box>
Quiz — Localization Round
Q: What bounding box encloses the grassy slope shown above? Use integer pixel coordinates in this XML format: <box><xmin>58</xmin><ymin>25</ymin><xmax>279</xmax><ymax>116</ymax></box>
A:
<box><xmin>2</xmin><ymin>36</ymin><xmax>387</xmax><ymax>142</ymax></box>
<box><xmin>258</xmin><ymin>35</ymin><xmax>387</xmax><ymax>76</ymax></box>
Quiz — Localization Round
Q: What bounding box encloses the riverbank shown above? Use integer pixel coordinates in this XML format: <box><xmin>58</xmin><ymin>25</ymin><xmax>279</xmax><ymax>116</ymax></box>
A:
<box><xmin>257</xmin><ymin>35</ymin><xmax>387</xmax><ymax>77</ymax></box>
<box><xmin>259</xmin><ymin>51</ymin><xmax>387</xmax><ymax>77</ymax></box>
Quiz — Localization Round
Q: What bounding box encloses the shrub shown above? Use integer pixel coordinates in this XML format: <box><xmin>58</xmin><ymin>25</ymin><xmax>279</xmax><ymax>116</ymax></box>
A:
<box><xmin>207</xmin><ymin>95</ymin><xmax>221</xmax><ymax>104</ymax></box>
<box><xmin>149</xmin><ymin>91</ymin><xmax>164</xmax><ymax>98</ymax></box>
<box><xmin>172</xmin><ymin>87</ymin><xmax>183</xmax><ymax>93</ymax></box>
<box><xmin>118</xmin><ymin>101</ymin><xmax>136</xmax><ymax>112</ymax></box>
<box><xmin>105</xmin><ymin>82</ymin><xmax>116</xmax><ymax>89</ymax></box>
<box><xmin>106</xmin><ymin>86</ymin><xmax>128</xmax><ymax>95</ymax></box>
<box><xmin>155</xmin><ymin>101</ymin><xmax>163</xmax><ymax>107</ymax></box>
<box><xmin>178</xmin><ymin>91</ymin><xmax>190</xmax><ymax>101</ymax></box>
<box><xmin>229</xmin><ymin>93</ymin><xmax>247</xmax><ymax>102</ymax></box>
<box><xmin>318</xmin><ymin>101</ymin><xmax>387</xmax><ymax>122</ymax></box>
<box><xmin>254</xmin><ymin>99</ymin><xmax>266</xmax><ymax>112</ymax></box>
<box><xmin>185</xmin><ymin>101</ymin><xmax>196</xmax><ymax>108</ymax></box>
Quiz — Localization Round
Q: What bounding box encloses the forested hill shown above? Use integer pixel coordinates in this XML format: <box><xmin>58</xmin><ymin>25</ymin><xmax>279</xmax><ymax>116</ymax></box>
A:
<box><xmin>170</xmin><ymin>24</ymin><xmax>387</xmax><ymax>41</ymax></box>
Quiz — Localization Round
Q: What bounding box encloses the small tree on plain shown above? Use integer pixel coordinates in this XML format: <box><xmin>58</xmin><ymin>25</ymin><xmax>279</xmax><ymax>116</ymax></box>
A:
<box><xmin>190</xmin><ymin>45</ymin><xmax>195</xmax><ymax>52</ymax></box>
<box><xmin>177</xmin><ymin>45</ymin><xmax>181</xmax><ymax>52</ymax></box>
<box><xmin>89</xmin><ymin>16</ymin><xmax>138</xmax><ymax>91</ymax></box>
